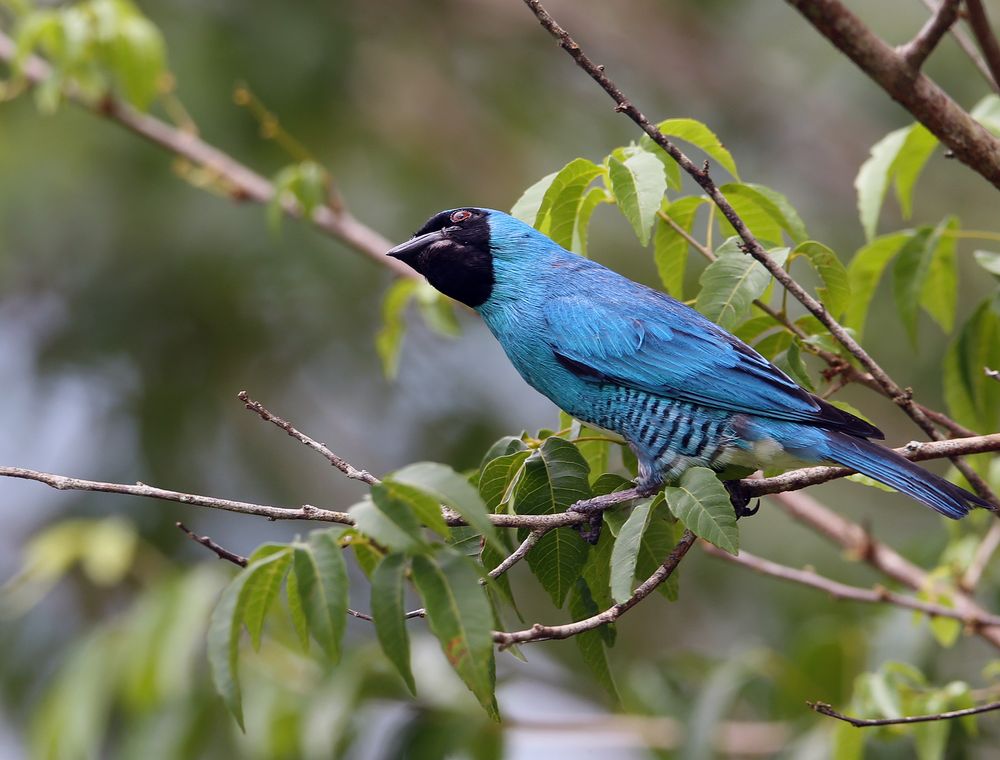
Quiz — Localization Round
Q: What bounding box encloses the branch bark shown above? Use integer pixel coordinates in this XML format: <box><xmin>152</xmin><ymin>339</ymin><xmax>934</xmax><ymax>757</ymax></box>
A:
<box><xmin>898</xmin><ymin>0</ymin><xmax>962</xmax><ymax>69</ymax></box>
<box><xmin>810</xmin><ymin>698</ymin><xmax>1000</xmax><ymax>726</ymax></box>
<box><xmin>965</xmin><ymin>0</ymin><xmax>1000</xmax><ymax>90</ymax></box>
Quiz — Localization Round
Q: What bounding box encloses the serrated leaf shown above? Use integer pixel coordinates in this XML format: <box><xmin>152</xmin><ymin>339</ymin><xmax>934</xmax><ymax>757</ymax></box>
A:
<box><xmin>375</xmin><ymin>279</ymin><xmax>418</xmax><ymax>379</ymax></box>
<box><xmin>536</xmin><ymin>158</ymin><xmax>602</xmax><ymax>248</ymax></box>
<box><xmin>392</xmin><ymin>462</ymin><xmax>502</xmax><ymax>553</ymax></box>
<box><xmin>380</xmin><ymin>479</ymin><xmax>449</xmax><ymax>538</ymax></box>
<box><xmin>974</xmin><ymin>249</ymin><xmax>1000</xmax><ymax>279</ymax></box>
<box><xmin>892</xmin><ymin>226</ymin><xmax>936</xmax><ymax>345</ymax></box>
<box><xmin>845</xmin><ymin>231</ymin><xmax>912</xmax><ymax>337</ymax></box>
<box><xmin>371</xmin><ymin>553</ymin><xmax>415</xmax><ymax>694</ymax></box>
<box><xmin>240</xmin><ymin>549</ymin><xmax>292</xmax><ymax>651</ymax></box>
<box><xmin>411</xmin><ymin>550</ymin><xmax>498</xmax><ymax>720</ymax></box>
<box><xmin>511</xmin><ymin>171</ymin><xmax>558</xmax><ymax>228</ymax></box>
<box><xmin>568</xmin><ymin>578</ymin><xmax>620</xmax><ymax>703</ymax></box>
<box><xmin>207</xmin><ymin>569</ymin><xmax>252</xmax><ymax>729</ymax></box>
<box><xmin>655</xmin><ymin>196</ymin><xmax>705</xmax><ymax>298</ymax></box>
<box><xmin>664</xmin><ymin>468</ymin><xmax>738</xmax><ymax>554</ymax></box>
<box><xmin>790</xmin><ymin>241</ymin><xmax>851</xmax><ymax>319</ymax></box>
<box><xmin>479</xmin><ymin>450</ymin><xmax>531</xmax><ymax>513</ymax></box>
<box><xmin>647</xmin><ymin>118</ymin><xmax>739</xmax><ymax>178</ymax></box>
<box><xmin>608</xmin><ymin>152</ymin><xmax>666</xmax><ymax>245</ymax></box>
<box><xmin>919</xmin><ymin>216</ymin><xmax>958</xmax><ymax>334</ymax></box>
<box><xmin>289</xmin><ymin>540</ymin><xmax>347</xmax><ymax>661</ymax></box>
<box><xmin>512</xmin><ymin>437</ymin><xmax>591</xmax><ymax>607</ymax></box>
<box><xmin>855</xmin><ymin>127</ymin><xmax>909</xmax><ymax>241</ymax></box>
<box><xmin>609</xmin><ymin>498</ymin><xmax>655</xmax><ymax>603</ymax></box>
<box><xmin>892</xmin><ymin>123</ymin><xmax>937</xmax><ymax>218</ymax></box>
<box><xmin>695</xmin><ymin>238</ymin><xmax>779</xmax><ymax>329</ymax></box>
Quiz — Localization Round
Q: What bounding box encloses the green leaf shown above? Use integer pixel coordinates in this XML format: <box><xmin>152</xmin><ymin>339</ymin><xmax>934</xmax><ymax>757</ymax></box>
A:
<box><xmin>790</xmin><ymin>241</ymin><xmax>851</xmax><ymax>319</ymax></box>
<box><xmin>745</xmin><ymin>183</ymin><xmax>808</xmax><ymax>243</ymax></box>
<box><xmin>375</xmin><ymin>279</ymin><xmax>418</xmax><ymax>379</ymax></box>
<box><xmin>369</xmin><ymin>482</ymin><xmax>430</xmax><ymax>552</ymax></box>
<box><xmin>717</xmin><ymin>183</ymin><xmax>804</xmax><ymax>244</ymax></box>
<box><xmin>919</xmin><ymin>216</ymin><xmax>958</xmax><ymax>334</ymax></box>
<box><xmin>568</xmin><ymin>578</ymin><xmax>620</xmax><ymax>702</ymax></box>
<box><xmin>207</xmin><ymin>569</ymin><xmax>252</xmax><ymax>729</ymax></box>
<box><xmin>892</xmin><ymin>225</ymin><xmax>941</xmax><ymax>344</ymax></box>
<box><xmin>392</xmin><ymin>462</ymin><xmax>503</xmax><ymax>553</ymax></box>
<box><xmin>573</xmin><ymin>185</ymin><xmax>609</xmax><ymax>256</ymax></box>
<box><xmin>855</xmin><ymin>126</ymin><xmax>909</xmax><ymax>240</ymax></box>
<box><xmin>511</xmin><ymin>170</ymin><xmax>558</xmax><ymax>228</ymax></box>
<box><xmin>775</xmin><ymin>339</ymin><xmax>815</xmax><ymax>393</ymax></box>
<box><xmin>512</xmin><ymin>437</ymin><xmax>591</xmax><ymax>607</ymax></box>
<box><xmin>655</xmin><ymin>196</ymin><xmax>705</xmax><ymax>298</ymax></box>
<box><xmin>609</xmin><ymin>498</ymin><xmax>656</xmax><ymax>603</ymax></box>
<box><xmin>415</xmin><ymin>281</ymin><xmax>460</xmax><ymax>338</ymax></box>
<box><xmin>411</xmin><ymin>550</ymin><xmax>498</xmax><ymax>719</ymax></box>
<box><xmin>845</xmin><ymin>231</ymin><xmax>912</xmax><ymax>337</ymax></box>
<box><xmin>647</xmin><ymin>118</ymin><xmax>739</xmax><ymax>178</ymax></box>
<box><xmin>240</xmin><ymin>549</ymin><xmax>292</xmax><ymax>651</ymax></box>
<box><xmin>943</xmin><ymin>295</ymin><xmax>1000</xmax><ymax>431</ymax></box>
<box><xmin>109</xmin><ymin>13</ymin><xmax>166</xmax><ymax>110</ymax></box>
<box><xmin>971</xmin><ymin>93</ymin><xmax>1000</xmax><ymax>135</ymax></box>
<box><xmin>892</xmin><ymin>124</ymin><xmax>938</xmax><ymax>218</ymax></box>
<box><xmin>536</xmin><ymin>158</ymin><xmax>602</xmax><ymax>248</ymax></box>
<box><xmin>974</xmin><ymin>250</ymin><xmax>1000</xmax><ymax>279</ymax></box>
<box><xmin>695</xmin><ymin>238</ymin><xmax>779</xmax><ymax>329</ymax></box>
<box><xmin>380</xmin><ymin>479</ymin><xmax>449</xmax><ymax>539</ymax></box>
<box><xmin>288</xmin><ymin>540</ymin><xmax>348</xmax><ymax>661</ymax></box>
<box><xmin>371</xmin><ymin>553</ymin><xmax>416</xmax><ymax>694</ymax></box>
<box><xmin>608</xmin><ymin>152</ymin><xmax>667</xmax><ymax>246</ymax></box>
<box><xmin>634</xmin><ymin>502</ymin><xmax>684</xmax><ymax>601</ymax></box>
<box><xmin>665</xmin><ymin>468</ymin><xmax>738</xmax><ymax>554</ymax></box>
<box><xmin>479</xmin><ymin>450</ymin><xmax>531</xmax><ymax>513</ymax></box>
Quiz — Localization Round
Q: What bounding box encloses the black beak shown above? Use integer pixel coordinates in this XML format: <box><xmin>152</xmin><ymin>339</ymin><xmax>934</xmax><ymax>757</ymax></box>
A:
<box><xmin>386</xmin><ymin>229</ymin><xmax>447</xmax><ymax>260</ymax></box>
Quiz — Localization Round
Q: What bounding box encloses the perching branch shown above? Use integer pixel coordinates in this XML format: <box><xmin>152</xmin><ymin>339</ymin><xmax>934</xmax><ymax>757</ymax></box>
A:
<box><xmin>809</xmin><ymin>698</ymin><xmax>1000</xmax><ymax>727</ymax></box>
<box><xmin>918</xmin><ymin>0</ymin><xmax>1000</xmax><ymax>91</ymax></box>
<box><xmin>965</xmin><ymin>0</ymin><xmax>1000</xmax><ymax>91</ymax></box>
<box><xmin>176</xmin><ymin>521</ymin><xmax>248</xmax><ymax>566</ymax></box>
<box><xmin>701</xmin><ymin>542</ymin><xmax>1000</xmax><ymax>629</ymax></box>
<box><xmin>487</xmin><ymin>528</ymin><xmax>548</xmax><ymax>579</ymax></box>
<box><xmin>898</xmin><ymin>0</ymin><xmax>962</xmax><ymax>69</ymax></box>
<box><xmin>518</xmin><ymin>0</ymin><xmax>1000</xmax><ymax>511</ymax></box>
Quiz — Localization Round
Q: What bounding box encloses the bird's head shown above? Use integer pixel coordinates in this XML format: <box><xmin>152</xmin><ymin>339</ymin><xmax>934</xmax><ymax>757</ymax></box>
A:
<box><xmin>386</xmin><ymin>207</ymin><xmax>496</xmax><ymax>308</ymax></box>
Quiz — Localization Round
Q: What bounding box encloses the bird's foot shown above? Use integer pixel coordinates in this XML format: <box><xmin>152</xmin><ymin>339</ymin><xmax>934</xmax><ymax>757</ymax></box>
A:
<box><xmin>569</xmin><ymin>483</ymin><xmax>657</xmax><ymax>546</ymax></box>
<box><xmin>723</xmin><ymin>480</ymin><xmax>760</xmax><ymax>519</ymax></box>
<box><xmin>575</xmin><ymin>514</ymin><xmax>603</xmax><ymax>545</ymax></box>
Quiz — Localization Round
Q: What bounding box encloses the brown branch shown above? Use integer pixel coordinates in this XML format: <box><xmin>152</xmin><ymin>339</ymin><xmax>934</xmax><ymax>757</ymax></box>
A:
<box><xmin>519</xmin><ymin>0</ymin><xmax>1000</xmax><ymax>511</ymax></box>
<box><xmin>898</xmin><ymin>0</ymin><xmax>962</xmax><ymax>69</ymax></box>
<box><xmin>810</xmin><ymin>698</ymin><xmax>1000</xmax><ymax>726</ymax></box>
<box><xmin>785</xmin><ymin>0</ymin><xmax>1000</xmax><ymax>188</ymax></box>
<box><xmin>0</xmin><ymin>30</ymin><xmax>414</xmax><ymax>281</ymax></box>
<box><xmin>702</xmin><ymin>542</ymin><xmax>1000</xmax><ymax>629</ymax></box>
<box><xmin>961</xmin><ymin>519</ymin><xmax>1000</xmax><ymax>591</ymax></box>
<box><xmin>487</xmin><ymin>528</ymin><xmax>547</xmax><ymax>579</ymax></box>
<box><xmin>237</xmin><ymin>390</ymin><xmax>377</xmax><ymax>485</ymax></box>
<box><xmin>176</xmin><ymin>521</ymin><xmax>248</xmax><ymax>566</ymax></box>
<box><xmin>772</xmin><ymin>489</ymin><xmax>1000</xmax><ymax>649</ymax></box>
<box><xmin>494</xmin><ymin>529</ymin><xmax>696</xmax><ymax>646</ymax></box>
<box><xmin>919</xmin><ymin>0</ymin><xmax>1000</xmax><ymax>91</ymax></box>
<box><xmin>965</xmin><ymin>0</ymin><xmax>1000</xmax><ymax>90</ymax></box>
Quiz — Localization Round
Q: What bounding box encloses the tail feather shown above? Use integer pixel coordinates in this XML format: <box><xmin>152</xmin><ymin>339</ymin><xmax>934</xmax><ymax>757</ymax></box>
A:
<box><xmin>823</xmin><ymin>433</ymin><xmax>991</xmax><ymax>520</ymax></box>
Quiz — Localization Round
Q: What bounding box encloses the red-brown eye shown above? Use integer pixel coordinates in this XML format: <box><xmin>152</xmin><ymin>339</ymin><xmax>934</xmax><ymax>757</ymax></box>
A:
<box><xmin>450</xmin><ymin>210</ymin><xmax>472</xmax><ymax>224</ymax></box>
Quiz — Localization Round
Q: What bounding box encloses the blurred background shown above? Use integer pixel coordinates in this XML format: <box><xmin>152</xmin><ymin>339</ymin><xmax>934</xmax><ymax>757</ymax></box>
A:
<box><xmin>1</xmin><ymin>0</ymin><xmax>999</xmax><ymax>757</ymax></box>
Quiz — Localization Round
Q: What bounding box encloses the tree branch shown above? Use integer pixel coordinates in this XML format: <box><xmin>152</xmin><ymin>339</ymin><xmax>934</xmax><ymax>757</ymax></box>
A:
<box><xmin>487</xmin><ymin>528</ymin><xmax>548</xmax><ymax>579</ymax></box>
<box><xmin>965</xmin><ymin>0</ymin><xmax>1000</xmax><ymax>91</ymax></box>
<box><xmin>898</xmin><ymin>0</ymin><xmax>962</xmax><ymax>69</ymax></box>
<box><xmin>0</xmin><ymin>30</ymin><xmax>414</xmax><ymax>281</ymax></box>
<box><xmin>493</xmin><ymin>529</ymin><xmax>696</xmax><ymax>647</ymax></box>
<box><xmin>702</xmin><ymin>542</ymin><xmax>1000</xmax><ymax>629</ymax></box>
<box><xmin>176</xmin><ymin>521</ymin><xmax>248</xmax><ymax>566</ymax></box>
<box><xmin>237</xmin><ymin>390</ymin><xmax>377</xmax><ymax>485</ymax></box>
<box><xmin>785</xmin><ymin>0</ymin><xmax>1000</xmax><ymax>188</ymax></box>
<box><xmin>519</xmin><ymin>0</ymin><xmax>1000</xmax><ymax>511</ymax></box>
<box><xmin>961</xmin><ymin>519</ymin><xmax>1000</xmax><ymax>591</ymax></box>
<box><xmin>809</xmin><ymin>698</ymin><xmax>1000</xmax><ymax>726</ymax></box>
<box><xmin>918</xmin><ymin>0</ymin><xmax>1000</xmax><ymax>92</ymax></box>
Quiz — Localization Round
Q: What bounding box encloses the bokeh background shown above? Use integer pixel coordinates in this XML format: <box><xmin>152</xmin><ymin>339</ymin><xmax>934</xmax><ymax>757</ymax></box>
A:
<box><xmin>1</xmin><ymin>1</ymin><xmax>998</xmax><ymax>757</ymax></box>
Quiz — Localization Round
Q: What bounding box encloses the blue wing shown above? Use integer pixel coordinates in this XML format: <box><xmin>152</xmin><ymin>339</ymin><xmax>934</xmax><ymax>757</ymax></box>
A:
<box><xmin>543</xmin><ymin>283</ymin><xmax>882</xmax><ymax>439</ymax></box>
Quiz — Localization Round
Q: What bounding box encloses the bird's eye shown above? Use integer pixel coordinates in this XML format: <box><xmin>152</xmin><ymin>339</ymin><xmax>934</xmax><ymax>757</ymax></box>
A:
<box><xmin>450</xmin><ymin>210</ymin><xmax>472</xmax><ymax>224</ymax></box>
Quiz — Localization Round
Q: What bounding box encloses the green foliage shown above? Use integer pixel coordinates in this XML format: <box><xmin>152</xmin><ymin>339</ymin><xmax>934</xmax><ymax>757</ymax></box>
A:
<box><xmin>943</xmin><ymin>293</ymin><xmax>1000</xmax><ymax>431</ymax></box>
<box><xmin>608</xmin><ymin>150</ymin><xmax>667</xmax><ymax>245</ymax></box>
<box><xmin>695</xmin><ymin>238</ymin><xmax>786</xmax><ymax>329</ymax></box>
<box><xmin>665</xmin><ymin>467</ymin><xmax>738</xmax><ymax>554</ymax></box>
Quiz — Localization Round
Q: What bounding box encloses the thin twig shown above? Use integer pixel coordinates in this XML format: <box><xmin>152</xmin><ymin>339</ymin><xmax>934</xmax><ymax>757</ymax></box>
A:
<box><xmin>961</xmin><ymin>519</ymin><xmax>1000</xmax><ymax>591</ymax></box>
<box><xmin>702</xmin><ymin>542</ymin><xmax>1000</xmax><ymax>629</ymax></box>
<box><xmin>918</xmin><ymin>0</ymin><xmax>999</xmax><ymax>91</ymax></box>
<box><xmin>519</xmin><ymin>0</ymin><xmax>1000</xmax><ymax>511</ymax></box>
<box><xmin>237</xmin><ymin>391</ymin><xmax>377</xmax><ymax>485</ymax></box>
<box><xmin>809</xmin><ymin>698</ymin><xmax>1000</xmax><ymax>726</ymax></box>
<box><xmin>176</xmin><ymin>522</ymin><xmax>248</xmax><ymax>566</ymax></box>
<box><xmin>898</xmin><ymin>0</ymin><xmax>962</xmax><ymax>69</ymax></box>
<box><xmin>965</xmin><ymin>0</ymin><xmax>1000</xmax><ymax>90</ymax></box>
<box><xmin>487</xmin><ymin>528</ymin><xmax>548</xmax><ymax>579</ymax></box>
<box><xmin>494</xmin><ymin>529</ymin><xmax>696</xmax><ymax>646</ymax></box>
<box><xmin>0</xmin><ymin>31</ymin><xmax>414</xmax><ymax>281</ymax></box>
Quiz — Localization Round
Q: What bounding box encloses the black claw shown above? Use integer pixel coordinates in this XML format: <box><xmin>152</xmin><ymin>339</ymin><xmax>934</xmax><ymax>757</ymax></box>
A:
<box><xmin>724</xmin><ymin>480</ymin><xmax>760</xmax><ymax>519</ymax></box>
<box><xmin>575</xmin><ymin>514</ymin><xmax>603</xmax><ymax>545</ymax></box>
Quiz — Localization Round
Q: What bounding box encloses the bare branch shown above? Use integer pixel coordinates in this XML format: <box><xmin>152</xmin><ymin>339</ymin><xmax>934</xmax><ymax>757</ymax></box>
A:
<box><xmin>961</xmin><ymin>519</ymin><xmax>1000</xmax><ymax>591</ymax></box>
<box><xmin>898</xmin><ymin>0</ymin><xmax>962</xmax><ymax>69</ymax></box>
<box><xmin>702</xmin><ymin>542</ymin><xmax>1000</xmax><ymax>629</ymax></box>
<box><xmin>494</xmin><ymin>529</ymin><xmax>696</xmax><ymax>647</ymax></box>
<box><xmin>0</xmin><ymin>31</ymin><xmax>413</xmax><ymax>280</ymax></box>
<box><xmin>785</xmin><ymin>0</ymin><xmax>1000</xmax><ymax>188</ymax></box>
<box><xmin>238</xmin><ymin>390</ymin><xmax>377</xmax><ymax>485</ymax></box>
<box><xmin>810</xmin><ymin>698</ymin><xmax>1000</xmax><ymax>726</ymax></box>
<box><xmin>518</xmin><ymin>0</ymin><xmax>1000</xmax><ymax>511</ymax></box>
<box><xmin>918</xmin><ymin>0</ymin><xmax>1000</xmax><ymax>91</ymax></box>
<box><xmin>176</xmin><ymin>522</ymin><xmax>248</xmax><ymax>566</ymax></box>
<box><xmin>487</xmin><ymin>528</ymin><xmax>548</xmax><ymax>579</ymax></box>
<box><xmin>965</xmin><ymin>0</ymin><xmax>1000</xmax><ymax>90</ymax></box>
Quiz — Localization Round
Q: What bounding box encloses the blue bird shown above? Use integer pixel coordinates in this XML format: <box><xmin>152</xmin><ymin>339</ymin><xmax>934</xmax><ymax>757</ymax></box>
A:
<box><xmin>387</xmin><ymin>207</ymin><xmax>989</xmax><ymax>519</ymax></box>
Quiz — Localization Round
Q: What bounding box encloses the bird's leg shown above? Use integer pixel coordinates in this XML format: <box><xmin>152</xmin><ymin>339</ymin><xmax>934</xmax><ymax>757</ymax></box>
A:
<box><xmin>569</xmin><ymin>484</ymin><xmax>656</xmax><ymax>546</ymax></box>
<box><xmin>723</xmin><ymin>480</ymin><xmax>760</xmax><ymax>519</ymax></box>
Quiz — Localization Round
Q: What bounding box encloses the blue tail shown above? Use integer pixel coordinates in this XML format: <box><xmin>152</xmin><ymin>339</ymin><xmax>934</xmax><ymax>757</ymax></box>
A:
<box><xmin>823</xmin><ymin>432</ymin><xmax>991</xmax><ymax>519</ymax></box>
